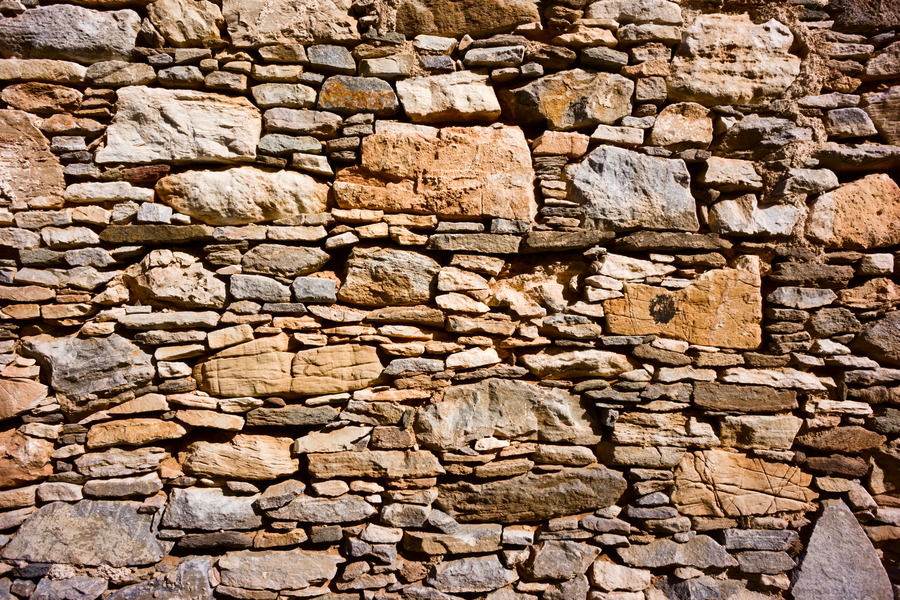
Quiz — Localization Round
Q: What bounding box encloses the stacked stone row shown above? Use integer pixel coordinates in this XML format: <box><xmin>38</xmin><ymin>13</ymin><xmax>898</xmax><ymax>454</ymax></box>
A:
<box><xmin>0</xmin><ymin>0</ymin><xmax>898</xmax><ymax>599</ymax></box>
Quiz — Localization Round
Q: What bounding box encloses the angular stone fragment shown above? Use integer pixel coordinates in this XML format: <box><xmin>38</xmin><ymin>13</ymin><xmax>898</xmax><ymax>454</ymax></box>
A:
<box><xmin>223</xmin><ymin>0</ymin><xmax>358</xmax><ymax>46</ymax></box>
<box><xmin>267</xmin><ymin>494</ymin><xmax>375</xmax><ymax>522</ymax></box>
<box><xmin>242</xmin><ymin>244</ymin><xmax>330</xmax><ymax>278</ymax></box>
<box><xmin>648</xmin><ymin>102</ymin><xmax>713</xmax><ymax>149</ymax></box>
<box><xmin>107</xmin><ymin>558</ymin><xmax>213</xmax><ymax>600</ymax></box>
<box><xmin>293</xmin><ymin>426</ymin><xmax>371</xmax><ymax>454</ymax></box>
<box><xmin>864</xmin><ymin>40</ymin><xmax>900</xmax><ymax>81</ymax></box>
<box><xmin>437</xmin><ymin>466</ymin><xmax>626</xmax><ymax>523</ymax></box>
<box><xmin>22</xmin><ymin>334</ymin><xmax>153</xmax><ymax>403</ymax></box>
<box><xmin>335</xmin><ymin>123</ymin><xmax>536</xmax><ymax>221</ymax></box>
<box><xmin>693</xmin><ymin>383</ymin><xmax>797</xmax><ymax>413</ymax></box>
<box><xmin>396</xmin><ymin>72</ymin><xmax>500</xmax><ymax>123</ymax></box>
<box><xmin>394</xmin><ymin>0</ymin><xmax>539</xmax><ymax>37</ymax></box>
<box><xmin>2</xmin><ymin>501</ymin><xmax>165</xmax><ymax>566</ymax></box>
<box><xmin>307</xmin><ymin>450</ymin><xmax>444</xmax><ymax>478</ymax></box>
<box><xmin>157</xmin><ymin>167</ymin><xmax>327</xmax><ymax>226</ymax></box>
<box><xmin>612</xmin><ymin>413</ymin><xmax>720</xmax><ymax>448</ymax></box>
<box><xmin>163</xmin><ymin>487</ymin><xmax>262</xmax><ymax>531</ymax></box>
<box><xmin>0</xmin><ymin>5</ymin><xmax>140</xmax><ymax>64</ymax></box>
<box><xmin>568</xmin><ymin>145</ymin><xmax>698</xmax><ymax>232</ymax></box>
<box><xmin>525</xmin><ymin>541</ymin><xmax>600</xmax><ymax>580</ymax></box>
<box><xmin>87</xmin><ymin>418</ymin><xmax>187</xmax><ymax>449</ymax></box>
<box><xmin>617</xmin><ymin>535</ymin><xmax>737</xmax><ymax>569</ymax></box>
<box><xmin>807</xmin><ymin>173</ymin><xmax>900</xmax><ymax>249</ymax></box>
<box><xmin>96</xmin><ymin>87</ymin><xmax>261</xmax><ymax>164</ymax></box>
<box><xmin>219</xmin><ymin>549</ymin><xmax>343</xmax><ymax>590</ymax></box>
<box><xmin>427</xmin><ymin>555</ymin><xmax>518</xmax><ymax>593</ymax></box>
<box><xmin>339</xmin><ymin>247</ymin><xmax>440</xmax><ymax>306</ymax></box>
<box><xmin>864</xmin><ymin>85</ymin><xmax>900</xmax><ymax>145</ymax></box>
<box><xmin>795</xmin><ymin>426</ymin><xmax>885</xmax><ymax>453</ymax></box>
<box><xmin>127</xmin><ymin>250</ymin><xmax>227</xmax><ymax>309</ymax></box>
<box><xmin>709</xmin><ymin>195</ymin><xmax>802</xmax><ymax>237</ymax></box>
<box><xmin>672</xmin><ymin>449</ymin><xmax>816</xmax><ymax>517</ymax></box>
<box><xmin>0</xmin><ymin>109</ymin><xmax>65</xmax><ymax>207</ymax></box>
<box><xmin>0</xmin><ymin>429</ymin><xmax>53</xmax><ymax>488</ymax></box>
<box><xmin>292</xmin><ymin>344</ymin><xmax>383</xmax><ymax>394</ymax></box>
<box><xmin>404</xmin><ymin>524</ymin><xmax>502</xmax><ymax>554</ymax></box>
<box><xmin>719</xmin><ymin>415</ymin><xmax>802</xmax><ymax>451</ymax></box>
<box><xmin>183</xmin><ymin>435</ymin><xmax>298</xmax><ymax>480</ymax></box>
<box><xmin>668</xmin><ymin>14</ymin><xmax>801</xmax><ymax>105</ymax></box>
<box><xmin>33</xmin><ymin>576</ymin><xmax>107</xmax><ymax>600</ymax></box>
<box><xmin>586</xmin><ymin>0</ymin><xmax>682</xmax><ymax>24</ymax></box>
<box><xmin>502</xmin><ymin>70</ymin><xmax>633</xmax><ymax>131</ymax></box>
<box><xmin>318</xmin><ymin>76</ymin><xmax>399</xmax><ymax>116</ymax></box>
<box><xmin>855</xmin><ymin>311</ymin><xmax>900</xmax><ymax>366</ymax></box>
<box><xmin>792</xmin><ymin>500</ymin><xmax>893</xmax><ymax>600</ymax></box>
<box><xmin>605</xmin><ymin>258</ymin><xmax>762</xmax><ymax>349</ymax></box>
<box><xmin>148</xmin><ymin>0</ymin><xmax>222</xmax><ymax>47</ymax></box>
<box><xmin>0</xmin><ymin>379</ymin><xmax>47</xmax><ymax>422</ymax></box>
<box><xmin>1</xmin><ymin>82</ymin><xmax>82</xmax><ymax>114</ymax></box>
<box><xmin>415</xmin><ymin>378</ymin><xmax>600</xmax><ymax>450</ymax></box>
<box><xmin>519</xmin><ymin>349</ymin><xmax>634</xmax><ymax>379</ymax></box>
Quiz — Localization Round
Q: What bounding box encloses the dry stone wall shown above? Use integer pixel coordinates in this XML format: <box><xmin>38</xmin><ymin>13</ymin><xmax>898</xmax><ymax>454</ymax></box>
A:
<box><xmin>0</xmin><ymin>0</ymin><xmax>898</xmax><ymax>598</ymax></box>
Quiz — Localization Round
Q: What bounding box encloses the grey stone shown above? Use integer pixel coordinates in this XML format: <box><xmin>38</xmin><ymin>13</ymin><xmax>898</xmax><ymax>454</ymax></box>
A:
<box><xmin>436</xmin><ymin>466</ymin><xmax>626</xmax><ymax>523</ymax></box>
<box><xmin>162</xmin><ymin>487</ymin><xmax>262</xmax><ymax>531</ymax></box>
<box><xmin>736</xmin><ymin>551</ymin><xmax>795</xmax><ymax>574</ymax></box>
<box><xmin>2</xmin><ymin>501</ymin><xmax>166</xmax><ymax>567</ymax></box>
<box><xmin>0</xmin><ymin>5</ymin><xmax>140</xmax><ymax>64</ymax></box>
<box><xmin>854</xmin><ymin>311</ymin><xmax>900</xmax><ymax>366</ymax></box>
<box><xmin>709</xmin><ymin>195</ymin><xmax>801</xmax><ymax>237</ymax></box>
<box><xmin>617</xmin><ymin>535</ymin><xmax>738</xmax><ymax>569</ymax></box>
<box><xmin>463</xmin><ymin>46</ymin><xmax>525</xmax><ymax>68</ymax></box>
<box><xmin>218</xmin><ymin>549</ymin><xmax>344</xmax><ymax>591</ymax></box>
<box><xmin>720</xmin><ymin>116</ymin><xmax>814</xmax><ymax>157</ymax></box>
<box><xmin>32</xmin><ymin>577</ymin><xmax>107</xmax><ymax>600</ymax></box>
<box><xmin>568</xmin><ymin>145</ymin><xmax>698</xmax><ymax>232</ymax></box>
<box><xmin>403</xmin><ymin>524</ymin><xmax>502</xmax><ymax>555</ymax></box>
<box><xmin>251</xmin><ymin>84</ymin><xmax>317</xmax><ymax>109</ymax></box>
<box><xmin>230</xmin><ymin>274</ymin><xmax>292</xmax><ymax>302</ymax></box>
<box><xmin>792</xmin><ymin>500</ymin><xmax>892</xmax><ymax>600</ymax></box>
<box><xmin>414</xmin><ymin>378</ymin><xmax>600</xmax><ymax>450</ymax></box>
<box><xmin>292</xmin><ymin>277</ymin><xmax>337</xmax><ymax>303</ymax></box>
<box><xmin>107</xmin><ymin>558</ymin><xmax>213</xmax><ymax>600</ymax></box>
<box><xmin>723</xmin><ymin>529</ymin><xmax>799</xmax><ymax>551</ymax></box>
<box><xmin>267</xmin><ymin>494</ymin><xmax>376</xmax><ymax>523</ymax></box>
<box><xmin>82</xmin><ymin>473</ymin><xmax>163</xmax><ymax>498</ymax></box>
<box><xmin>318</xmin><ymin>76</ymin><xmax>399</xmax><ymax>117</ymax></box>
<box><xmin>75</xmin><ymin>447</ymin><xmax>168</xmax><ymax>478</ymax></box>
<box><xmin>308</xmin><ymin>45</ymin><xmax>356</xmax><ymax>74</ymax></box>
<box><xmin>264</xmin><ymin>108</ymin><xmax>343</xmax><ymax>136</ymax></box>
<box><xmin>426</xmin><ymin>233</ymin><xmax>522</xmax><ymax>254</ymax></box>
<box><xmin>258</xmin><ymin>133</ymin><xmax>321</xmax><ymax>155</ymax></box>
<box><xmin>223</xmin><ymin>0</ymin><xmax>358</xmax><ymax>46</ymax></box>
<box><xmin>826</xmin><ymin>107</ymin><xmax>879</xmax><ymax>138</ymax></box>
<box><xmin>524</xmin><ymin>541</ymin><xmax>600</xmax><ymax>581</ymax></box>
<box><xmin>395</xmin><ymin>72</ymin><xmax>501</xmax><ymax>124</ymax></box>
<box><xmin>426</xmin><ymin>555</ymin><xmax>518</xmax><ymax>593</ymax></box>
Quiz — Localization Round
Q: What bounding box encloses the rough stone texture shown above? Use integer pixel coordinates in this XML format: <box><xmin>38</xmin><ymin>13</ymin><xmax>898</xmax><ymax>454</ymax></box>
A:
<box><xmin>96</xmin><ymin>87</ymin><xmax>261</xmax><ymax>164</ymax></box>
<box><xmin>318</xmin><ymin>76</ymin><xmax>399</xmax><ymax>116</ymax></box>
<box><xmin>126</xmin><ymin>250</ymin><xmax>227</xmax><ymax>309</ymax></box>
<box><xmin>807</xmin><ymin>173</ymin><xmax>900</xmax><ymax>249</ymax></box>
<box><xmin>426</xmin><ymin>555</ymin><xmax>518</xmax><ymax>593</ymax></box>
<box><xmin>224</xmin><ymin>0</ymin><xmax>358</xmax><ymax>46</ymax></box>
<box><xmin>396</xmin><ymin>72</ymin><xmax>501</xmax><ymax>123</ymax></box>
<box><xmin>668</xmin><ymin>14</ymin><xmax>801</xmax><ymax>105</ymax></box>
<box><xmin>0</xmin><ymin>429</ymin><xmax>54</xmax><ymax>488</ymax></box>
<box><xmin>292</xmin><ymin>344</ymin><xmax>384</xmax><ymax>394</ymax></box>
<box><xmin>864</xmin><ymin>85</ymin><xmax>900</xmax><ymax>145</ymax></box>
<box><xmin>147</xmin><ymin>0</ymin><xmax>222</xmax><ymax>48</ymax></box>
<box><xmin>182</xmin><ymin>434</ymin><xmax>298</xmax><ymax>480</ymax></box>
<box><xmin>338</xmin><ymin>247</ymin><xmax>441</xmax><ymax>306</ymax></box>
<box><xmin>162</xmin><ymin>487</ymin><xmax>262</xmax><ymax>530</ymax></box>
<box><xmin>568</xmin><ymin>145</ymin><xmax>698</xmax><ymax>232</ymax></box>
<box><xmin>156</xmin><ymin>167</ymin><xmax>327</xmax><ymax>225</ymax></box>
<box><xmin>107</xmin><ymin>558</ymin><xmax>212</xmax><ymax>600</ymax></box>
<box><xmin>0</xmin><ymin>379</ymin><xmax>47</xmax><ymax>422</ymax></box>
<box><xmin>218</xmin><ymin>549</ymin><xmax>344</xmax><ymax>590</ymax></box>
<box><xmin>0</xmin><ymin>109</ymin><xmax>66</xmax><ymax>207</ymax></box>
<box><xmin>617</xmin><ymin>536</ymin><xmax>737</xmax><ymax>569</ymax></box>
<box><xmin>855</xmin><ymin>311</ymin><xmax>900</xmax><ymax>366</ymax></box>
<box><xmin>394</xmin><ymin>0</ymin><xmax>540</xmax><ymax>37</ymax></box>
<box><xmin>307</xmin><ymin>450</ymin><xmax>444</xmax><ymax>478</ymax></box>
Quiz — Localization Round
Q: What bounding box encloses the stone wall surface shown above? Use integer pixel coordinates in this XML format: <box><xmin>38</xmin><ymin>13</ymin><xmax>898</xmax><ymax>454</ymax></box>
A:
<box><xmin>0</xmin><ymin>0</ymin><xmax>898</xmax><ymax>598</ymax></box>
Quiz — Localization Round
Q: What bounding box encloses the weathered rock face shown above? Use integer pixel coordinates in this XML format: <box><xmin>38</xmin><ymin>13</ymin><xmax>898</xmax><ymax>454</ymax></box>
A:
<box><xmin>147</xmin><ymin>0</ymin><xmax>223</xmax><ymax>48</ymax></box>
<box><xmin>437</xmin><ymin>466</ymin><xmax>627</xmax><ymax>523</ymax></box>
<box><xmin>0</xmin><ymin>5</ymin><xmax>140</xmax><ymax>64</ymax></box>
<box><xmin>0</xmin><ymin>429</ymin><xmax>54</xmax><ymax>488</ymax></box>
<box><xmin>611</xmin><ymin>413</ymin><xmax>720</xmax><ymax>448</ymax></box>
<box><xmin>1</xmin><ymin>501</ymin><xmax>166</xmax><ymax>566</ymax></box>
<box><xmin>864</xmin><ymin>85</ymin><xmax>900</xmax><ymax>145</ymax></box>
<box><xmin>194</xmin><ymin>334</ymin><xmax>294</xmax><ymax>397</ymax></box>
<box><xmin>0</xmin><ymin>109</ymin><xmax>65</xmax><ymax>207</ymax></box>
<box><xmin>668</xmin><ymin>14</ymin><xmax>801</xmax><ymax>105</ymax></box>
<box><xmin>223</xmin><ymin>0</ymin><xmax>358</xmax><ymax>46</ymax></box>
<box><xmin>672</xmin><ymin>450</ymin><xmax>816</xmax><ymax>517</ymax></box>
<box><xmin>127</xmin><ymin>249</ymin><xmax>227</xmax><ymax>309</ymax></box>
<box><xmin>396</xmin><ymin>72</ymin><xmax>501</xmax><ymax>124</ymax></box>
<box><xmin>807</xmin><ymin>173</ymin><xmax>900</xmax><ymax>249</ymax></box>
<box><xmin>291</xmin><ymin>344</ymin><xmax>384</xmax><ymax>394</ymax></box>
<box><xmin>519</xmin><ymin>349</ymin><xmax>634</xmax><ymax>379</ymax></box>
<box><xmin>96</xmin><ymin>87</ymin><xmax>261</xmax><ymax>164</ymax></box>
<box><xmin>162</xmin><ymin>487</ymin><xmax>261</xmax><ymax>530</ymax></box>
<box><xmin>427</xmin><ymin>554</ymin><xmax>518</xmax><ymax>593</ymax></box>
<box><xmin>855</xmin><ymin>311</ymin><xmax>900</xmax><ymax>366</ymax></box>
<box><xmin>502</xmin><ymin>70</ymin><xmax>634</xmax><ymax>131</ymax></box>
<box><xmin>182</xmin><ymin>434</ymin><xmax>298</xmax><ymax>480</ymax></box>
<box><xmin>338</xmin><ymin>247</ymin><xmax>441</xmax><ymax>306</ymax></box>
<box><xmin>568</xmin><ymin>145</ymin><xmax>698</xmax><ymax>232</ymax></box>
<box><xmin>605</xmin><ymin>258</ymin><xmax>762</xmax><ymax>349</ymax></box>
<box><xmin>156</xmin><ymin>167</ymin><xmax>328</xmax><ymax>225</ymax></box>
<box><xmin>415</xmin><ymin>378</ymin><xmax>600</xmax><ymax>450</ymax></box>
<box><xmin>394</xmin><ymin>0</ymin><xmax>540</xmax><ymax>37</ymax></box>
<box><xmin>107</xmin><ymin>558</ymin><xmax>213</xmax><ymax>600</ymax></box>
<box><xmin>241</xmin><ymin>244</ymin><xmax>330</xmax><ymax>278</ymax></box>
<box><xmin>618</xmin><ymin>536</ymin><xmax>737</xmax><ymax>569</ymax></box>
<box><xmin>307</xmin><ymin>450</ymin><xmax>444</xmax><ymax>478</ymax></box>
<box><xmin>335</xmin><ymin>123</ymin><xmax>536</xmax><ymax>221</ymax></box>
<box><xmin>218</xmin><ymin>549</ymin><xmax>344</xmax><ymax>590</ymax></box>
<box><xmin>0</xmin><ymin>379</ymin><xmax>47</xmax><ymax>422</ymax></box>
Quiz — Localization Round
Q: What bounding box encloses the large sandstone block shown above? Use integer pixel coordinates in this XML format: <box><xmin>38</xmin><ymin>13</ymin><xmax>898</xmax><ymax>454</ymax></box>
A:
<box><xmin>0</xmin><ymin>109</ymin><xmax>65</xmax><ymax>207</ymax></box>
<box><xmin>611</xmin><ymin>413</ymin><xmax>720</xmax><ymax>448</ymax></box>
<box><xmin>604</xmin><ymin>257</ymin><xmax>762</xmax><ymax>350</ymax></box>
<box><xmin>307</xmin><ymin>450</ymin><xmax>444</xmax><ymax>478</ymax></box>
<box><xmin>126</xmin><ymin>249</ymin><xmax>227</xmax><ymax>309</ymax></box>
<box><xmin>1</xmin><ymin>501</ymin><xmax>166</xmax><ymax>566</ymax></box>
<box><xmin>0</xmin><ymin>429</ymin><xmax>53</xmax><ymax>488</ymax></box>
<box><xmin>182</xmin><ymin>434</ymin><xmax>298</xmax><ymax>480</ymax></box>
<box><xmin>394</xmin><ymin>0</ymin><xmax>540</xmax><ymax>37</ymax></box>
<box><xmin>292</xmin><ymin>344</ymin><xmax>384</xmax><ymax>394</ymax></box>
<box><xmin>396</xmin><ymin>72</ymin><xmax>501</xmax><ymax>123</ymax></box>
<box><xmin>223</xmin><ymin>0</ymin><xmax>358</xmax><ymax>46</ymax></box>
<box><xmin>147</xmin><ymin>0</ymin><xmax>222</xmax><ymax>47</ymax></box>
<box><xmin>672</xmin><ymin>450</ymin><xmax>816</xmax><ymax>517</ymax></box>
<box><xmin>415</xmin><ymin>378</ymin><xmax>601</xmax><ymax>450</ymax></box>
<box><xmin>0</xmin><ymin>379</ymin><xmax>47</xmax><ymax>422</ymax></box>
<box><xmin>96</xmin><ymin>87</ymin><xmax>260</xmax><ymax>164</ymax></box>
<box><xmin>668</xmin><ymin>14</ymin><xmax>801</xmax><ymax>105</ymax></box>
<box><xmin>334</xmin><ymin>122</ymin><xmax>536</xmax><ymax>221</ymax></box>
<box><xmin>156</xmin><ymin>167</ymin><xmax>327</xmax><ymax>226</ymax></box>
<box><xmin>806</xmin><ymin>173</ymin><xmax>900</xmax><ymax>249</ymax></box>
<box><xmin>0</xmin><ymin>5</ymin><xmax>140</xmax><ymax>64</ymax></box>
<box><xmin>568</xmin><ymin>145</ymin><xmax>698</xmax><ymax>232</ymax></box>
<box><xmin>436</xmin><ymin>466</ymin><xmax>627</xmax><ymax>523</ymax></box>
<box><xmin>338</xmin><ymin>247</ymin><xmax>441</xmax><ymax>306</ymax></box>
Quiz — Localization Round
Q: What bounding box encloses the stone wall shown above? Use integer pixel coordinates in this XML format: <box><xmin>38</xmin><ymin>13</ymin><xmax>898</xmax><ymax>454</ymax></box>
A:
<box><xmin>0</xmin><ymin>0</ymin><xmax>898</xmax><ymax>598</ymax></box>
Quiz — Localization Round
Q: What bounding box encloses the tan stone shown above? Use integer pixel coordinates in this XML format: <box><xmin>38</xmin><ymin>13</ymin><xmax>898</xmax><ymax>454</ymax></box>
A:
<box><xmin>0</xmin><ymin>380</ymin><xmax>48</xmax><ymax>422</ymax></box>
<box><xmin>864</xmin><ymin>85</ymin><xmax>900</xmax><ymax>145</ymax></box>
<box><xmin>307</xmin><ymin>450</ymin><xmax>444</xmax><ymax>478</ymax></box>
<box><xmin>672</xmin><ymin>449</ymin><xmax>816</xmax><ymax>517</ymax></box>
<box><xmin>0</xmin><ymin>429</ymin><xmax>53</xmax><ymax>488</ymax></box>
<box><xmin>194</xmin><ymin>334</ymin><xmax>294</xmax><ymax>397</ymax></box>
<box><xmin>838</xmin><ymin>278</ymin><xmax>900</xmax><ymax>310</ymax></box>
<box><xmin>338</xmin><ymin>247</ymin><xmax>441</xmax><ymax>307</ymax></box>
<box><xmin>223</xmin><ymin>0</ymin><xmax>358</xmax><ymax>46</ymax></box>
<box><xmin>86</xmin><ymin>418</ymin><xmax>187</xmax><ymax>449</ymax></box>
<box><xmin>612</xmin><ymin>413</ymin><xmax>720</xmax><ymax>448</ymax></box>
<box><xmin>292</xmin><ymin>344</ymin><xmax>383</xmax><ymax>394</ymax></box>
<box><xmin>394</xmin><ymin>0</ymin><xmax>539</xmax><ymax>37</ymax></box>
<box><xmin>648</xmin><ymin>102</ymin><xmax>713</xmax><ymax>148</ymax></box>
<box><xmin>0</xmin><ymin>109</ymin><xmax>65</xmax><ymax>207</ymax></box>
<box><xmin>604</xmin><ymin>257</ymin><xmax>762</xmax><ymax>350</ymax></box>
<box><xmin>334</xmin><ymin>123</ymin><xmax>536</xmax><ymax>221</ymax></box>
<box><xmin>1</xmin><ymin>83</ymin><xmax>81</xmax><ymax>114</ymax></box>
<box><xmin>718</xmin><ymin>415</ymin><xmax>802</xmax><ymax>451</ymax></box>
<box><xmin>183</xmin><ymin>434</ymin><xmax>297</xmax><ymax>480</ymax></box>
<box><xmin>127</xmin><ymin>249</ymin><xmax>227</xmax><ymax>309</ymax></box>
<box><xmin>148</xmin><ymin>0</ymin><xmax>222</xmax><ymax>47</ymax></box>
<box><xmin>807</xmin><ymin>173</ymin><xmax>900</xmax><ymax>249</ymax></box>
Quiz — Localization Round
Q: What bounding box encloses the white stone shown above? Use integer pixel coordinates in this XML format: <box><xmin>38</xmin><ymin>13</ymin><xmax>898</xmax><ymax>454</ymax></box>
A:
<box><xmin>709</xmin><ymin>195</ymin><xmax>802</xmax><ymax>237</ymax></box>
<box><xmin>396</xmin><ymin>72</ymin><xmax>501</xmax><ymax>124</ymax></box>
<box><xmin>599</xmin><ymin>254</ymin><xmax>676</xmax><ymax>279</ymax></box>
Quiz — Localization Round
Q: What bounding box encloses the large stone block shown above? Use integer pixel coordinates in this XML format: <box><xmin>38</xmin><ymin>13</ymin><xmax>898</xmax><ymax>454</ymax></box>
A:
<box><xmin>307</xmin><ymin>450</ymin><xmax>444</xmax><ymax>478</ymax></box>
<box><xmin>807</xmin><ymin>173</ymin><xmax>900</xmax><ymax>249</ymax></box>
<box><xmin>0</xmin><ymin>429</ymin><xmax>53</xmax><ymax>488</ymax></box>
<box><xmin>396</xmin><ymin>72</ymin><xmax>501</xmax><ymax>123</ymax></box>
<box><xmin>107</xmin><ymin>558</ymin><xmax>213</xmax><ymax>600</ymax></box>
<box><xmin>338</xmin><ymin>247</ymin><xmax>441</xmax><ymax>307</ymax></box>
<box><xmin>182</xmin><ymin>434</ymin><xmax>298</xmax><ymax>480</ymax></box>
<box><xmin>96</xmin><ymin>87</ymin><xmax>260</xmax><ymax>164</ymax></box>
<box><xmin>163</xmin><ymin>487</ymin><xmax>262</xmax><ymax>531</ymax></box>
<box><xmin>126</xmin><ymin>249</ymin><xmax>227</xmax><ymax>309</ymax></box>
<box><xmin>0</xmin><ymin>379</ymin><xmax>47</xmax><ymax>422</ymax></box>
<box><xmin>292</xmin><ymin>344</ymin><xmax>384</xmax><ymax>394</ymax></box>
<box><xmin>394</xmin><ymin>0</ymin><xmax>539</xmax><ymax>37</ymax></box>
<box><xmin>218</xmin><ymin>549</ymin><xmax>344</xmax><ymax>590</ymax></box>
<box><xmin>334</xmin><ymin>122</ymin><xmax>536</xmax><ymax>221</ymax></box>
<box><xmin>223</xmin><ymin>0</ymin><xmax>358</xmax><ymax>46</ymax></box>
<box><xmin>0</xmin><ymin>109</ymin><xmax>65</xmax><ymax>207</ymax></box>
<box><xmin>194</xmin><ymin>335</ymin><xmax>294</xmax><ymax>397</ymax></box>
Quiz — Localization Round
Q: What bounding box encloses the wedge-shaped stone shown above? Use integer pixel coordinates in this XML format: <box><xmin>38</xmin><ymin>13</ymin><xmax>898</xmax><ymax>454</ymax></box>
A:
<box><xmin>0</xmin><ymin>109</ymin><xmax>65</xmax><ymax>208</ymax></box>
<box><xmin>396</xmin><ymin>72</ymin><xmax>500</xmax><ymax>123</ymax></box>
<box><xmin>672</xmin><ymin>449</ymin><xmax>816</xmax><ymax>517</ymax></box>
<box><xmin>267</xmin><ymin>494</ymin><xmax>375</xmax><ymax>523</ymax></box>
<box><xmin>568</xmin><ymin>145</ymin><xmax>698</xmax><ymax>232</ymax></box>
<box><xmin>219</xmin><ymin>549</ymin><xmax>344</xmax><ymax>591</ymax></box>
<box><xmin>404</xmin><ymin>524</ymin><xmax>502</xmax><ymax>555</ymax></box>
<box><xmin>792</xmin><ymin>500</ymin><xmax>893</xmax><ymax>600</ymax></box>
<box><xmin>107</xmin><ymin>558</ymin><xmax>212</xmax><ymax>600</ymax></box>
<box><xmin>182</xmin><ymin>434</ymin><xmax>297</xmax><ymax>480</ymax></box>
<box><xmin>223</xmin><ymin>0</ymin><xmax>358</xmax><ymax>46</ymax></box>
<box><xmin>163</xmin><ymin>487</ymin><xmax>262</xmax><ymax>531</ymax></box>
<box><xmin>807</xmin><ymin>173</ymin><xmax>900</xmax><ymax>249</ymax></box>
<box><xmin>307</xmin><ymin>450</ymin><xmax>444</xmax><ymax>478</ymax></box>
<box><xmin>519</xmin><ymin>349</ymin><xmax>634</xmax><ymax>379</ymax></box>
<box><xmin>436</xmin><ymin>466</ymin><xmax>626</xmax><ymax>523</ymax></box>
<box><xmin>611</xmin><ymin>413</ymin><xmax>720</xmax><ymax>448</ymax></box>
<box><xmin>617</xmin><ymin>535</ymin><xmax>737</xmax><ymax>569</ymax></box>
<box><xmin>0</xmin><ymin>5</ymin><xmax>140</xmax><ymax>64</ymax></box>
<box><xmin>604</xmin><ymin>257</ymin><xmax>762</xmax><ymax>350</ymax></box>
<box><xmin>194</xmin><ymin>334</ymin><xmax>293</xmax><ymax>397</ymax></box>
<box><xmin>334</xmin><ymin>122</ymin><xmax>536</xmax><ymax>221</ymax></box>
<box><xmin>292</xmin><ymin>344</ymin><xmax>383</xmax><ymax>394</ymax></box>
<box><xmin>96</xmin><ymin>87</ymin><xmax>260</xmax><ymax>164</ymax></box>
<box><xmin>394</xmin><ymin>0</ymin><xmax>539</xmax><ymax>37</ymax></box>
<box><xmin>157</xmin><ymin>167</ymin><xmax>327</xmax><ymax>226</ymax></box>
<box><xmin>1</xmin><ymin>501</ymin><xmax>165</xmax><ymax>566</ymax></box>
<box><xmin>502</xmin><ymin>70</ymin><xmax>633</xmax><ymax>131</ymax></box>
<box><xmin>338</xmin><ymin>247</ymin><xmax>441</xmax><ymax>307</ymax></box>
<box><xmin>668</xmin><ymin>14</ymin><xmax>801</xmax><ymax>105</ymax></box>
<box><xmin>415</xmin><ymin>378</ymin><xmax>601</xmax><ymax>450</ymax></box>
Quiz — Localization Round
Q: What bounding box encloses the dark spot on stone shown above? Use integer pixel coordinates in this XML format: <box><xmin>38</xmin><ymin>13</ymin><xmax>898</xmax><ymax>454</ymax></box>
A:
<box><xmin>650</xmin><ymin>294</ymin><xmax>676</xmax><ymax>324</ymax></box>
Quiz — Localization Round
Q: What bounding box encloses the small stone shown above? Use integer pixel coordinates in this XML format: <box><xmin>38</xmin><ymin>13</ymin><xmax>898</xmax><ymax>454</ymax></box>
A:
<box><xmin>826</xmin><ymin>107</ymin><xmax>879</xmax><ymax>138</ymax></box>
<box><xmin>648</xmin><ymin>102</ymin><xmax>713</xmax><ymax>149</ymax></box>
<box><xmin>251</xmin><ymin>83</ymin><xmax>317</xmax><ymax>109</ymax></box>
<box><xmin>768</xmin><ymin>287</ymin><xmax>837</xmax><ymax>309</ymax></box>
<box><xmin>393</xmin><ymin>0</ymin><xmax>540</xmax><ymax>37</ymax></box>
<box><xmin>807</xmin><ymin>173</ymin><xmax>900</xmax><ymax>249</ymax></box>
<box><xmin>86</xmin><ymin>418</ymin><xmax>186</xmax><ymax>449</ymax></box>
<box><xmin>617</xmin><ymin>535</ymin><xmax>737</xmax><ymax>569</ymax></box>
<box><xmin>307</xmin><ymin>45</ymin><xmax>356</xmax><ymax>74</ymax></box>
<box><xmin>218</xmin><ymin>549</ymin><xmax>343</xmax><ymax>591</ymax></box>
